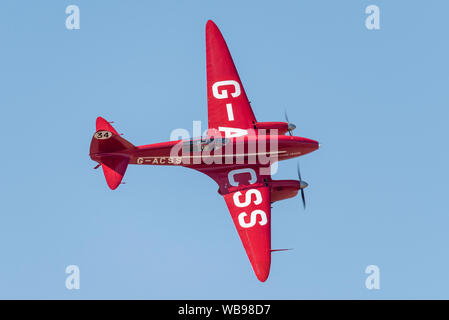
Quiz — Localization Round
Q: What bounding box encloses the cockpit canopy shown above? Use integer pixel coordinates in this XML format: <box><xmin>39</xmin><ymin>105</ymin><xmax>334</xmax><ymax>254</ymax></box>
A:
<box><xmin>182</xmin><ymin>137</ymin><xmax>230</xmax><ymax>152</ymax></box>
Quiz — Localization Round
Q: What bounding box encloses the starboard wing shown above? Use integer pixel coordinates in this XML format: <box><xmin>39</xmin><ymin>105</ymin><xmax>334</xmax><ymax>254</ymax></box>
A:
<box><xmin>206</xmin><ymin>20</ymin><xmax>257</xmax><ymax>133</ymax></box>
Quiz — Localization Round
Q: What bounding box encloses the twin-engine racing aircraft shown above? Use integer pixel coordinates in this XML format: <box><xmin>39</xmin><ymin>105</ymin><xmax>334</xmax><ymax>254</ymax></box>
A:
<box><xmin>89</xmin><ymin>20</ymin><xmax>319</xmax><ymax>282</ymax></box>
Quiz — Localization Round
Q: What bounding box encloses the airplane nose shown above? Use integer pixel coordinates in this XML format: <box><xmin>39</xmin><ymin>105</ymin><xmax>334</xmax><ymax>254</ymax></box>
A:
<box><xmin>310</xmin><ymin>139</ymin><xmax>319</xmax><ymax>151</ymax></box>
<box><xmin>305</xmin><ymin>138</ymin><xmax>319</xmax><ymax>147</ymax></box>
<box><xmin>297</xmin><ymin>137</ymin><xmax>319</xmax><ymax>153</ymax></box>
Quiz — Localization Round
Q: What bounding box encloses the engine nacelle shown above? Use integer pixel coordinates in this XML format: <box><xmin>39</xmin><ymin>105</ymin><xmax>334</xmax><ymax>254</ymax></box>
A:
<box><xmin>254</xmin><ymin>122</ymin><xmax>289</xmax><ymax>135</ymax></box>
<box><xmin>270</xmin><ymin>179</ymin><xmax>307</xmax><ymax>203</ymax></box>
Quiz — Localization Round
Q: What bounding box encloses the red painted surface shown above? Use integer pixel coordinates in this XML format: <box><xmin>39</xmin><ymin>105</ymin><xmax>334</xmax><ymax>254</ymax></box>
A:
<box><xmin>255</xmin><ymin>122</ymin><xmax>290</xmax><ymax>135</ymax></box>
<box><xmin>224</xmin><ymin>186</ymin><xmax>271</xmax><ymax>282</ymax></box>
<box><xmin>270</xmin><ymin>180</ymin><xmax>302</xmax><ymax>203</ymax></box>
<box><xmin>206</xmin><ymin>20</ymin><xmax>256</xmax><ymax>131</ymax></box>
<box><xmin>89</xmin><ymin>20</ymin><xmax>319</xmax><ymax>282</ymax></box>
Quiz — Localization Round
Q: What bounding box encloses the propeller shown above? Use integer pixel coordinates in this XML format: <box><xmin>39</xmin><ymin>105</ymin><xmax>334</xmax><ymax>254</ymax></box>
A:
<box><xmin>284</xmin><ymin>110</ymin><xmax>296</xmax><ymax>136</ymax></box>
<box><xmin>297</xmin><ymin>162</ymin><xmax>307</xmax><ymax>209</ymax></box>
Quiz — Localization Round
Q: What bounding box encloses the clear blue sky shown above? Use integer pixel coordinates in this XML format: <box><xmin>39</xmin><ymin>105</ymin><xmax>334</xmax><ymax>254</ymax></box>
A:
<box><xmin>0</xmin><ymin>0</ymin><xmax>448</xmax><ymax>299</ymax></box>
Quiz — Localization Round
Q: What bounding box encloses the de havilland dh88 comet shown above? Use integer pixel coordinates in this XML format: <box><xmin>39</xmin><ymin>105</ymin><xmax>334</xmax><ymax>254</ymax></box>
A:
<box><xmin>89</xmin><ymin>20</ymin><xmax>319</xmax><ymax>282</ymax></box>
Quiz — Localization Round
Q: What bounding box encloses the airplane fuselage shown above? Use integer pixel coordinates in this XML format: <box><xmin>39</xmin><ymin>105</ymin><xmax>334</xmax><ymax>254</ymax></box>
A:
<box><xmin>91</xmin><ymin>134</ymin><xmax>319</xmax><ymax>168</ymax></box>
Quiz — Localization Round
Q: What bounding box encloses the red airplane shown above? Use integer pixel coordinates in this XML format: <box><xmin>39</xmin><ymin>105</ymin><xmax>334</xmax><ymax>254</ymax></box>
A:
<box><xmin>89</xmin><ymin>20</ymin><xmax>319</xmax><ymax>282</ymax></box>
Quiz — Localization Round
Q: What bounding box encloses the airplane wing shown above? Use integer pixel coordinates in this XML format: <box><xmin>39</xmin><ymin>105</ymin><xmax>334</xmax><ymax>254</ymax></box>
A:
<box><xmin>206</xmin><ymin>20</ymin><xmax>257</xmax><ymax>132</ymax></box>
<box><xmin>198</xmin><ymin>165</ymin><xmax>272</xmax><ymax>282</ymax></box>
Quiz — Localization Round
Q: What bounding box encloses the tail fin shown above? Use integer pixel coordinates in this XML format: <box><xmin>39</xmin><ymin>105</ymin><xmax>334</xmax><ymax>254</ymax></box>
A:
<box><xmin>89</xmin><ymin>117</ymin><xmax>135</xmax><ymax>190</ymax></box>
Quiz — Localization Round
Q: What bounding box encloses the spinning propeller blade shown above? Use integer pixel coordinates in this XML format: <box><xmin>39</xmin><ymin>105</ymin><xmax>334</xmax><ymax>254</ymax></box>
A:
<box><xmin>297</xmin><ymin>162</ymin><xmax>307</xmax><ymax>209</ymax></box>
<box><xmin>284</xmin><ymin>110</ymin><xmax>296</xmax><ymax>136</ymax></box>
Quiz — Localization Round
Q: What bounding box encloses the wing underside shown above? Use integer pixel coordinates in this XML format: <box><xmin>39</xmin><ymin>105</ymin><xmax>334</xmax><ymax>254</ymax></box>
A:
<box><xmin>206</xmin><ymin>20</ymin><xmax>257</xmax><ymax>132</ymax></box>
<box><xmin>198</xmin><ymin>165</ymin><xmax>272</xmax><ymax>281</ymax></box>
<box><xmin>223</xmin><ymin>186</ymin><xmax>271</xmax><ymax>282</ymax></box>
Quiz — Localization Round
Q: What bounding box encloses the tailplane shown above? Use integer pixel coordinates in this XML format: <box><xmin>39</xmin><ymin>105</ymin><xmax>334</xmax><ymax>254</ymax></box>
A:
<box><xmin>89</xmin><ymin>117</ymin><xmax>135</xmax><ymax>190</ymax></box>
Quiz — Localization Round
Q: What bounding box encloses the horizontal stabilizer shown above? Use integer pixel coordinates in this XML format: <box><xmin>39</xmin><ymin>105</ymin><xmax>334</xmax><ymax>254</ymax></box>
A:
<box><xmin>101</xmin><ymin>156</ymin><xmax>129</xmax><ymax>190</ymax></box>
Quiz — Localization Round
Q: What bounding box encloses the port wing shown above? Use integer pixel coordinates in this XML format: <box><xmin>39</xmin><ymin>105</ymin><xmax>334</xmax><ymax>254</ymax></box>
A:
<box><xmin>198</xmin><ymin>165</ymin><xmax>271</xmax><ymax>281</ymax></box>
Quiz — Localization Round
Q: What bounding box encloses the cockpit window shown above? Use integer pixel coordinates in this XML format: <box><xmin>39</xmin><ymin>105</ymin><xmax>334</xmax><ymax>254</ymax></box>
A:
<box><xmin>182</xmin><ymin>137</ymin><xmax>229</xmax><ymax>152</ymax></box>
